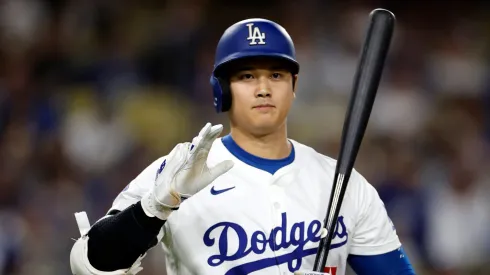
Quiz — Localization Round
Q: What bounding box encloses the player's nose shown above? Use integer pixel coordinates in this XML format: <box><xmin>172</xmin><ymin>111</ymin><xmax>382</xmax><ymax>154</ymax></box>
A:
<box><xmin>256</xmin><ymin>88</ymin><xmax>271</xmax><ymax>98</ymax></box>
<box><xmin>255</xmin><ymin>77</ymin><xmax>271</xmax><ymax>98</ymax></box>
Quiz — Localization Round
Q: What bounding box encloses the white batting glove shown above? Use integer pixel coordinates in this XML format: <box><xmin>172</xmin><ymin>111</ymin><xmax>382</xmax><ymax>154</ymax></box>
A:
<box><xmin>141</xmin><ymin>123</ymin><xmax>234</xmax><ymax>220</ymax></box>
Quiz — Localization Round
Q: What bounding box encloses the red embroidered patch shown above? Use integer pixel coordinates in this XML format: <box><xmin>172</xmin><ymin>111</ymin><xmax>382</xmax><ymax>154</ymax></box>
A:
<box><xmin>323</xmin><ymin>266</ymin><xmax>337</xmax><ymax>275</ymax></box>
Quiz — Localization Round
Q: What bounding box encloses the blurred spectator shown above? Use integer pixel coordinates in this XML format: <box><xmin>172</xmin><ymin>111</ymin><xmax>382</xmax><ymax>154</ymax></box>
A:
<box><xmin>0</xmin><ymin>211</ymin><xmax>26</xmax><ymax>274</ymax></box>
<box><xmin>370</xmin><ymin>59</ymin><xmax>431</xmax><ymax>142</ymax></box>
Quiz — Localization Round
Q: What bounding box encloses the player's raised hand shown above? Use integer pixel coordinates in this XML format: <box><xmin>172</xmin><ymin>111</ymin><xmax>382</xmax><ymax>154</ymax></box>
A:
<box><xmin>142</xmin><ymin>123</ymin><xmax>234</xmax><ymax>220</ymax></box>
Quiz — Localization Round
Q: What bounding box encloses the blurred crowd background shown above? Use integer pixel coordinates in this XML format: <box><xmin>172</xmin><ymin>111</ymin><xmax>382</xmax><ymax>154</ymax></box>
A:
<box><xmin>0</xmin><ymin>0</ymin><xmax>489</xmax><ymax>274</ymax></box>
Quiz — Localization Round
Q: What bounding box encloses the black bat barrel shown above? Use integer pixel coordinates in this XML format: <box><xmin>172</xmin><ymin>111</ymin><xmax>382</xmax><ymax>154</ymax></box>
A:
<box><xmin>338</xmin><ymin>8</ymin><xmax>395</xmax><ymax>176</ymax></box>
<box><xmin>312</xmin><ymin>8</ymin><xmax>395</xmax><ymax>272</ymax></box>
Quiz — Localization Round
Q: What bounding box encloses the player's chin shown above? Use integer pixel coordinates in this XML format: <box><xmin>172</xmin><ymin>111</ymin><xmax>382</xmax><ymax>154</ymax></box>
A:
<box><xmin>250</xmin><ymin>117</ymin><xmax>281</xmax><ymax>132</ymax></box>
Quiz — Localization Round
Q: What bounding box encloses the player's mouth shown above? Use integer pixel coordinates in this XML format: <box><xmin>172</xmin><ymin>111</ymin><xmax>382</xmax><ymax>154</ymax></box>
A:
<box><xmin>253</xmin><ymin>104</ymin><xmax>275</xmax><ymax>111</ymax></box>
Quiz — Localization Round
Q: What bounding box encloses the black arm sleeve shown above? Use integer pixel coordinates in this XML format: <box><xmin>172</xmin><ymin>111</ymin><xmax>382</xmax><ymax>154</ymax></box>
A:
<box><xmin>86</xmin><ymin>201</ymin><xmax>166</xmax><ymax>271</ymax></box>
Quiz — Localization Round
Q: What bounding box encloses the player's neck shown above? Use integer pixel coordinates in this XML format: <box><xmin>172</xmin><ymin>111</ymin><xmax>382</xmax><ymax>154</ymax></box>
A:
<box><xmin>229</xmin><ymin>125</ymin><xmax>291</xmax><ymax>160</ymax></box>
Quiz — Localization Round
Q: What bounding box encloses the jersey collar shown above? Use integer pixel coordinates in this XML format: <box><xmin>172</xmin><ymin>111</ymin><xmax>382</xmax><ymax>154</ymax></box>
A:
<box><xmin>221</xmin><ymin>134</ymin><xmax>295</xmax><ymax>175</ymax></box>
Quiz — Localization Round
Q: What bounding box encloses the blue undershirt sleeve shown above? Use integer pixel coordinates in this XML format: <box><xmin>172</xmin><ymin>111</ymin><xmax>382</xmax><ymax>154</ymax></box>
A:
<box><xmin>347</xmin><ymin>246</ymin><xmax>416</xmax><ymax>275</ymax></box>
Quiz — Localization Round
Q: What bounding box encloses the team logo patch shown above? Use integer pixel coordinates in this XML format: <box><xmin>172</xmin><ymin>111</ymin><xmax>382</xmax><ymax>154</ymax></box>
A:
<box><xmin>246</xmin><ymin>23</ymin><xmax>266</xmax><ymax>45</ymax></box>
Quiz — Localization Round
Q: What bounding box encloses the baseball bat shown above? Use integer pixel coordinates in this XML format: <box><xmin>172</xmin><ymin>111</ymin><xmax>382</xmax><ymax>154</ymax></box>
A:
<box><xmin>312</xmin><ymin>8</ymin><xmax>395</xmax><ymax>272</ymax></box>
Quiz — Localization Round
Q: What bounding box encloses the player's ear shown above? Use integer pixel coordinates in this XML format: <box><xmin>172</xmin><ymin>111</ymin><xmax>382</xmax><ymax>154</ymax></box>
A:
<box><xmin>292</xmin><ymin>74</ymin><xmax>298</xmax><ymax>96</ymax></box>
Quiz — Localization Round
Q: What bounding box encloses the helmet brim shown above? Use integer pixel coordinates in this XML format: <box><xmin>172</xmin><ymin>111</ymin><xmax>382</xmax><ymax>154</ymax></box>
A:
<box><xmin>212</xmin><ymin>52</ymin><xmax>300</xmax><ymax>78</ymax></box>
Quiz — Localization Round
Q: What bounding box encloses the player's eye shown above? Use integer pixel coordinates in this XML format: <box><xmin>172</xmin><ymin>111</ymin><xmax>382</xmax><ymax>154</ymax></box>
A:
<box><xmin>271</xmin><ymin>72</ymin><xmax>282</xmax><ymax>79</ymax></box>
<box><xmin>239</xmin><ymin>73</ymin><xmax>254</xmax><ymax>80</ymax></box>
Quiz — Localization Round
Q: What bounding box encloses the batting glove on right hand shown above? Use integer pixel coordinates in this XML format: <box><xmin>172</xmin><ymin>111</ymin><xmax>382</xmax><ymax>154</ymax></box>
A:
<box><xmin>141</xmin><ymin>123</ymin><xmax>234</xmax><ymax>220</ymax></box>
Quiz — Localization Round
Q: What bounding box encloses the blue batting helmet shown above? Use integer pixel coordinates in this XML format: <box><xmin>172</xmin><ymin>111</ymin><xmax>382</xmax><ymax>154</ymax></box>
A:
<box><xmin>210</xmin><ymin>18</ymin><xmax>299</xmax><ymax>113</ymax></box>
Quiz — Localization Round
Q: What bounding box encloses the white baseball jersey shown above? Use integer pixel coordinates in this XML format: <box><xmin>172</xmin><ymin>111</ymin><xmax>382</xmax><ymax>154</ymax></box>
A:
<box><xmin>109</xmin><ymin>136</ymin><xmax>401</xmax><ymax>275</ymax></box>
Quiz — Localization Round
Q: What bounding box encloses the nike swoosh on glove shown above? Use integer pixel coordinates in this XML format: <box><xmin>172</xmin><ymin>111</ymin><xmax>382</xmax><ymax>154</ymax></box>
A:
<box><xmin>142</xmin><ymin>123</ymin><xmax>234</xmax><ymax>220</ymax></box>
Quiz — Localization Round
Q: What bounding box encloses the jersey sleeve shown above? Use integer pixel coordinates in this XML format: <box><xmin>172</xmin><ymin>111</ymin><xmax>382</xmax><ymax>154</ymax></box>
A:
<box><xmin>347</xmin><ymin>246</ymin><xmax>416</xmax><ymax>275</ymax></box>
<box><xmin>108</xmin><ymin>156</ymin><xmax>167</xmax><ymax>213</ymax></box>
<box><xmin>348</xmin><ymin>171</ymin><xmax>401</xmax><ymax>255</ymax></box>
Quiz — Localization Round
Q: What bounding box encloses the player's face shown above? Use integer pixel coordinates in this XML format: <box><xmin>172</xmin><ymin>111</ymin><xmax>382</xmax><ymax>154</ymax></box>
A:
<box><xmin>228</xmin><ymin>58</ymin><xmax>297</xmax><ymax>136</ymax></box>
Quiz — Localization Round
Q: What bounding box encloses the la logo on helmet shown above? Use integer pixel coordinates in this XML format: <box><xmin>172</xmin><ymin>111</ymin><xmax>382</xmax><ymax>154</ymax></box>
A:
<box><xmin>246</xmin><ymin>23</ymin><xmax>266</xmax><ymax>45</ymax></box>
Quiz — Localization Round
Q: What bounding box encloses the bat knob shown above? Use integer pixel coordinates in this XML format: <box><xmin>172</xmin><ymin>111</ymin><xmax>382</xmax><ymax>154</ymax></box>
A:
<box><xmin>370</xmin><ymin>8</ymin><xmax>396</xmax><ymax>21</ymax></box>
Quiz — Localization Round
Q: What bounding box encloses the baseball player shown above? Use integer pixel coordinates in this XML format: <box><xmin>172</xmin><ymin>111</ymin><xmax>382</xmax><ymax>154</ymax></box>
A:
<box><xmin>69</xmin><ymin>18</ymin><xmax>416</xmax><ymax>275</ymax></box>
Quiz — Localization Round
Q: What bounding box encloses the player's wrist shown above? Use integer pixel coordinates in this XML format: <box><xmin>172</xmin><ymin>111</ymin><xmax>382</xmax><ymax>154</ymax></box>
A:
<box><xmin>141</xmin><ymin>191</ymin><xmax>175</xmax><ymax>220</ymax></box>
<box><xmin>140</xmin><ymin>195</ymin><xmax>156</xmax><ymax>218</ymax></box>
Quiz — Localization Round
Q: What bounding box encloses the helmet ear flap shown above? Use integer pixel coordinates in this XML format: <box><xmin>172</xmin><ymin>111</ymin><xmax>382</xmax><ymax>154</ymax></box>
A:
<box><xmin>210</xmin><ymin>75</ymin><xmax>232</xmax><ymax>113</ymax></box>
